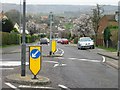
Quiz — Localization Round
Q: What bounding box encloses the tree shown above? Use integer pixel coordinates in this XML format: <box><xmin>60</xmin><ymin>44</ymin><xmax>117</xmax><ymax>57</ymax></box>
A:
<box><xmin>26</xmin><ymin>21</ymin><xmax>36</xmax><ymax>36</ymax></box>
<box><xmin>2</xmin><ymin>19</ymin><xmax>14</xmax><ymax>33</ymax></box>
<box><xmin>5</xmin><ymin>9</ymin><xmax>21</xmax><ymax>25</ymax></box>
<box><xmin>92</xmin><ymin>4</ymin><xmax>103</xmax><ymax>46</ymax></box>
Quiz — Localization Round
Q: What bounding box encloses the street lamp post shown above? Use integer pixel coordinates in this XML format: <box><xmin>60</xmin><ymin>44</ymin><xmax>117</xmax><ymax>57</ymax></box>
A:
<box><xmin>118</xmin><ymin>3</ymin><xmax>120</xmax><ymax>57</ymax></box>
<box><xmin>21</xmin><ymin>0</ymin><xmax>26</xmax><ymax>76</ymax></box>
<box><xmin>49</xmin><ymin>12</ymin><xmax>53</xmax><ymax>55</ymax></box>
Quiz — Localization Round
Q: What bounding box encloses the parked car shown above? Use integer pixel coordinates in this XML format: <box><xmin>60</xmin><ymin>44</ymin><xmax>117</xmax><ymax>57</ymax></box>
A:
<box><xmin>61</xmin><ymin>38</ymin><xmax>69</xmax><ymax>44</ymax></box>
<box><xmin>44</xmin><ymin>37</ymin><xmax>50</xmax><ymax>43</ymax></box>
<box><xmin>77</xmin><ymin>37</ymin><xmax>94</xmax><ymax>49</ymax></box>
<box><xmin>57</xmin><ymin>38</ymin><xmax>62</xmax><ymax>43</ymax></box>
<box><xmin>40</xmin><ymin>38</ymin><xmax>49</xmax><ymax>44</ymax></box>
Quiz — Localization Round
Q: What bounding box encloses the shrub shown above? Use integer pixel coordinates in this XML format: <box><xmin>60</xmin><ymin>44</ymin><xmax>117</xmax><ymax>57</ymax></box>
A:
<box><xmin>74</xmin><ymin>37</ymin><xmax>79</xmax><ymax>44</ymax></box>
<box><xmin>2</xmin><ymin>32</ymin><xmax>21</xmax><ymax>45</ymax></box>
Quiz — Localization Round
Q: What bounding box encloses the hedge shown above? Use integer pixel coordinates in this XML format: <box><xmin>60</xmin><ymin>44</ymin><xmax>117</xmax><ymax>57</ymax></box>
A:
<box><xmin>1</xmin><ymin>32</ymin><xmax>38</xmax><ymax>46</ymax></box>
<box><xmin>1</xmin><ymin>32</ymin><xmax>21</xmax><ymax>45</ymax></box>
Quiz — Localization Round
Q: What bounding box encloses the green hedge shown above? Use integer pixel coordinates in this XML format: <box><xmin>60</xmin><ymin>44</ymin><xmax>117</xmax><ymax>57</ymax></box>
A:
<box><xmin>74</xmin><ymin>37</ymin><xmax>79</xmax><ymax>44</ymax></box>
<box><xmin>1</xmin><ymin>32</ymin><xmax>21</xmax><ymax>45</ymax></box>
<box><xmin>26</xmin><ymin>35</ymin><xmax>38</xmax><ymax>43</ymax></box>
<box><xmin>1</xmin><ymin>32</ymin><xmax>38</xmax><ymax>46</ymax></box>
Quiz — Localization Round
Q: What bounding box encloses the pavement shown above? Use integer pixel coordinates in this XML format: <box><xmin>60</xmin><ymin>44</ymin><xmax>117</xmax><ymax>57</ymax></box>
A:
<box><xmin>69</xmin><ymin>44</ymin><xmax>119</xmax><ymax>69</ymax></box>
<box><xmin>95</xmin><ymin>48</ymin><xmax>119</xmax><ymax>69</ymax></box>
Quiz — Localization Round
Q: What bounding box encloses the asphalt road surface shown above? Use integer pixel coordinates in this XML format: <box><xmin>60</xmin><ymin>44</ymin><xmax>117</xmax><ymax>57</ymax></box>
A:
<box><xmin>1</xmin><ymin>43</ymin><xmax>118</xmax><ymax>89</ymax></box>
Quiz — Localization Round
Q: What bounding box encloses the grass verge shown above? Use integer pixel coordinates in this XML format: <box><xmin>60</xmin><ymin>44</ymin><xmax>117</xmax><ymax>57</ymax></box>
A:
<box><xmin>98</xmin><ymin>46</ymin><xmax>117</xmax><ymax>52</ymax></box>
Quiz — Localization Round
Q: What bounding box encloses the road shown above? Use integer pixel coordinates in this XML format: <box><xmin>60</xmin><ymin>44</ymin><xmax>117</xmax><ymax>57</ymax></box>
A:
<box><xmin>1</xmin><ymin>43</ymin><xmax>118</xmax><ymax>89</ymax></box>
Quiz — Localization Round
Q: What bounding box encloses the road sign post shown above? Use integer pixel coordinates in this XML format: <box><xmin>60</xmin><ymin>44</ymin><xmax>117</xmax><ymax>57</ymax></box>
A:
<box><xmin>29</xmin><ymin>46</ymin><xmax>42</xmax><ymax>79</ymax></box>
<box><xmin>52</xmin><ymin>40</ymin><xmax>57</xmax><ymax>54</ymax></box>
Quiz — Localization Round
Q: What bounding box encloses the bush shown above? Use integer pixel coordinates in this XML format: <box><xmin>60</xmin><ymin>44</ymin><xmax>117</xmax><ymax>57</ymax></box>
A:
<box><xmin>1</xmin><ymin>32</ymin><xmax>21</xmax><ymax>45</ymax></box>
<box><xmin>1</xmin><ymin>31</ymin><xmax>38</xmax><ymax>46</ymax></box>
<box><xmin>25</xmin><ymin>35</ymin><xmax>38</xmax><ymax>43</ymax></box>
<box><xmin>74</xmin><ymin>37</ymin><xmax>79</xmax><ymax>44</ymax></box>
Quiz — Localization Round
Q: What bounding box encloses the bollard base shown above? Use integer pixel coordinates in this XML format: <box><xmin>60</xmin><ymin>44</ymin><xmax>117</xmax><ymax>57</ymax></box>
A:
<box><xmin>49</xmin><ymin>51</ymin><xmax>52</xmax><ymax>55</ymax></box>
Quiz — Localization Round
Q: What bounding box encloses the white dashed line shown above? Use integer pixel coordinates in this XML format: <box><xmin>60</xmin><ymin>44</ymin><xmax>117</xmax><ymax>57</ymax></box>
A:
<box><xmin>68</xmin><ymin>58</ymin><xmax>77</xmax><ymax>60</ymax></box>
<box><xmin>5</xmin><ymin>83</ymin><xmax>17</xmax><ymax>89</ymax></box>
<box><xmin>54</xmin><ymin>63</ymin><xmax>67</xmax><ymax>67</ymax></box>
<box><xmin>43</xmin><ymin>61</ymin><xmax>58</xmax><ymax>64</ymax></box>
<box><xmin>67</xmin><ymin>58</ymin><xmax>100</xmax><ymax>63</ymax></box>
<box><xmin>78</xmin><ymin>59</ymin><xmax>100</xmax><ymax>62</ymax></box>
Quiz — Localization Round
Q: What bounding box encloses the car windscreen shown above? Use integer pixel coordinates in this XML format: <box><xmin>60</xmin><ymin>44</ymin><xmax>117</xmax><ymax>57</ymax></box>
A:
<box><xmin>79</xmin><ymin>38</ymin><xmax>92</xmax><ymax>41</ymax></box>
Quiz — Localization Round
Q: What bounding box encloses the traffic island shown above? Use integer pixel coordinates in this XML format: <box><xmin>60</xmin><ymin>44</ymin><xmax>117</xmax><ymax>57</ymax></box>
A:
<box><xmin>5</xmin><ymin>74</ymin><xmax>51</xmax><ymax>85</ymax></box>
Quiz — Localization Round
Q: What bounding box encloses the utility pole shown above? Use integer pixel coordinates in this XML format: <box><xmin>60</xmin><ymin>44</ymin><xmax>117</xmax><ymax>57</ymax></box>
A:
<box><xmin>21</xmin><ymin>0</ymin><xmax>26</xmax><ymax>76</ymax></box>
<box><xmin>49</xmin><ymin>12</ymin><xmax>53</xmax><ymax>55</ymax></box>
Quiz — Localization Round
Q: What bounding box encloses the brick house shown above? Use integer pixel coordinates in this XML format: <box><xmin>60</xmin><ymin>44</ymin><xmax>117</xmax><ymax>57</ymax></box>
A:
<box><xmin>97</xmin><ymin>14</ymin><xmax>118</xmax><ymax>47</ymax></box>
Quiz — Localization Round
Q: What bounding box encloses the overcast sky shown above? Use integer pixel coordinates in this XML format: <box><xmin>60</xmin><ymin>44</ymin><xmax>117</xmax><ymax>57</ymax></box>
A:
<box><xmin>1</xmin><ymin>0</ymin><xmax>119</xmax><ymax>5</ymax></box>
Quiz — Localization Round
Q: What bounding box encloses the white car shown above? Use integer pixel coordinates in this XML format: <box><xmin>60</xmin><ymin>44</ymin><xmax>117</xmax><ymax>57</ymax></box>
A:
<box><xmin>77</xmin><ymin>37</ymin><xmax>95</xmax><ymax>49</ymax></box>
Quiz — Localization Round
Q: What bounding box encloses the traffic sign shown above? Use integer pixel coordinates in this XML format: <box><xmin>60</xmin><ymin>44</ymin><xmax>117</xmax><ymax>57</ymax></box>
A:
<box><xmin>51</xmin><ymin>40</ymin><xmax>56</xmax><ymax>53</ymax></box>
<box><xmin>29</xmin><ymin>46</ymin><xmax>42</xmax><ymax>77</ymax></box>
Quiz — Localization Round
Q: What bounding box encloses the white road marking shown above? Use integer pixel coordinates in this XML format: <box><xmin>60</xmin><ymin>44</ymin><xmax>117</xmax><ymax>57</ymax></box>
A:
<box><xmin>58</xmin><ymin>84</ymin><xmax>70</xmax><ymax>90</ymax></box>
<box><xmin>78</xmin><ymin>59</ymin><xmax>100</xmax><ymax>62</ymax></box>
<box><xmin>43</xmin><ymin>61</ymin><xmax>58</xmax><ymax>64</ymax></box>
<box><xmin>56</xmin><ymin>57</ymin><xmax>65</xmax><ymax>59</ymax></box>
<box><xmin>68</xmin><ymin>58</ymin><xmax>77</xmax><ymax>60</ymax></box>
<box><xmin>55</xmin><ymin>48</ymin><xmax>58</xmax><ymax>53</ymax></box>
<box><xmin>0</xmin><ymin>68</ymin><xmax>14</xmax><ymax>70</ymax></box>
<box><xmin>0</xmin><ymin>61</ymin><xmax>29</xmax><ymax>66</ymax></box>
<box><xmin>68</xmin><ymin>58</ymin><xmax>100</xmax><ymax>63</ymax></box>
<box><xmin>54</xmin><ymin>64</ymin><xmax>59</xmax><ymax>67</ymax></box>
<box><xmin>58</xmin><ymin>48</ymin><xmax>64</xmax><ymax>56</ymax></box>
<box><xmin>5</xmin><ymin>83</ymin><xmax>17</xmax><ymax>89</ymax></box>
<box><xmin>54</xmin><ymin>63</ymin><xmax>67</xmax><ymax>67</ymax></box>
<box><xmin>102</xmin><ymin>56</ymin><xmax>106</xmax><ymax>62</ymax></box>
<box><xmin>19</xmin><ymin>85</ymin><xmax>55</xmax><ymax>89</ymax></box>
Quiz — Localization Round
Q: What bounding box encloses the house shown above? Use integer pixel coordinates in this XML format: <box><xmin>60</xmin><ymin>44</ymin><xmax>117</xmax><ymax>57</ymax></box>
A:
<box><xmin>14</xmin><ymin>23</ymin><xmax>29</xmax><ymax>34</ymax></box>
<box><xmin>97</xmin><ymin>14</ymin><xmax>118</xmax><ymax>47</ymax></box>
<box><xmin>0</xmin><ymin>11</ymin><xmax>8</xmax><ymax>20</ymax></box>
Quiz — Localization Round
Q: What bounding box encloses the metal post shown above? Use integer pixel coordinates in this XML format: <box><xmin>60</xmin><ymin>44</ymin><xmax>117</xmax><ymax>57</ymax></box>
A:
<box><xmin>118</xmin><ymin>3</ymin><xmax>120</xmax><ymax>57</ymax></box>
<box><xmin>21</xmin><ymin>0</ymin><xmax>26</xmax><ymax>76</ymax></box>
<box><xmin>49</xmin><ymin>12</ymin><xmax>53</xmax><ymax>55</ymax></box>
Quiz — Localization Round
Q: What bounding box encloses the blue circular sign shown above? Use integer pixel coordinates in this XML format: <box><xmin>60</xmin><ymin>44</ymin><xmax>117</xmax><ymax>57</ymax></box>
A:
<box><xmin>30</xmin><ymin>49</ymin><xmax>41</xmax><ymax>59</ymax></box>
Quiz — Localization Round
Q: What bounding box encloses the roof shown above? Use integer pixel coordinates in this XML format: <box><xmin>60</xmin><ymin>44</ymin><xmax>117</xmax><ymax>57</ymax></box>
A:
<box><xmin>102</xmin><ymin>15</ymin><xmax>115</xmax><ymax>21</ymax></box>
<box><xmin>0</xmin><ymin>11</ymin><xmax>8</xmax><ymax>20</ymax></box>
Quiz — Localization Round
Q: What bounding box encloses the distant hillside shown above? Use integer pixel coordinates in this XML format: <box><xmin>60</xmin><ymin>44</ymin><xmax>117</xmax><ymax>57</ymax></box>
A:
<box><xmin>1</xmin><ymin>3</ymin><xmax>117</xmax><ymax>16</ymax></box>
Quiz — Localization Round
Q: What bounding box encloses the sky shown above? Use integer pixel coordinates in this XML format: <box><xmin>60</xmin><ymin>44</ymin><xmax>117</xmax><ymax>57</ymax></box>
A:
<box><xmin>1</xmin><ymin>0</ymin><xmax>119</xmax><ymax>5</ymax></box>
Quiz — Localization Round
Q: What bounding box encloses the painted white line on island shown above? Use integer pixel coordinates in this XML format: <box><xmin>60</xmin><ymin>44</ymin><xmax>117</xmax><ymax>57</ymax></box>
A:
<box><xmin>19</xmin><ymin>85</ymin><xmax>55</xmax><ymax>89</ymax></box>
<box><xmin>58</xmin><ymin>84</ymin><xmax>70</xmax><ymax>90</ymax></box>
<box><xmin>5</xmin><ymin>83</ymin><xmax>17</xmax><ymax>89</ymax></box>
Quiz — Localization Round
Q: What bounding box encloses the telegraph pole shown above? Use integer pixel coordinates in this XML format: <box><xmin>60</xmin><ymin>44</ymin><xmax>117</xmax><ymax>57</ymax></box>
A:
<box><xmin>21</xmin><ymin>0</ymin><xmax>26</xmax><ymax>76</ymax></box>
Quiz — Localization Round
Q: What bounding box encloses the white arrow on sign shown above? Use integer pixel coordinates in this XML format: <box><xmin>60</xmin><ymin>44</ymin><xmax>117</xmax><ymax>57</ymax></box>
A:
<box><xmin>32</xmin><ymin>50</ymin><xmax>39</xmax><ymax>58</ymax></box>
